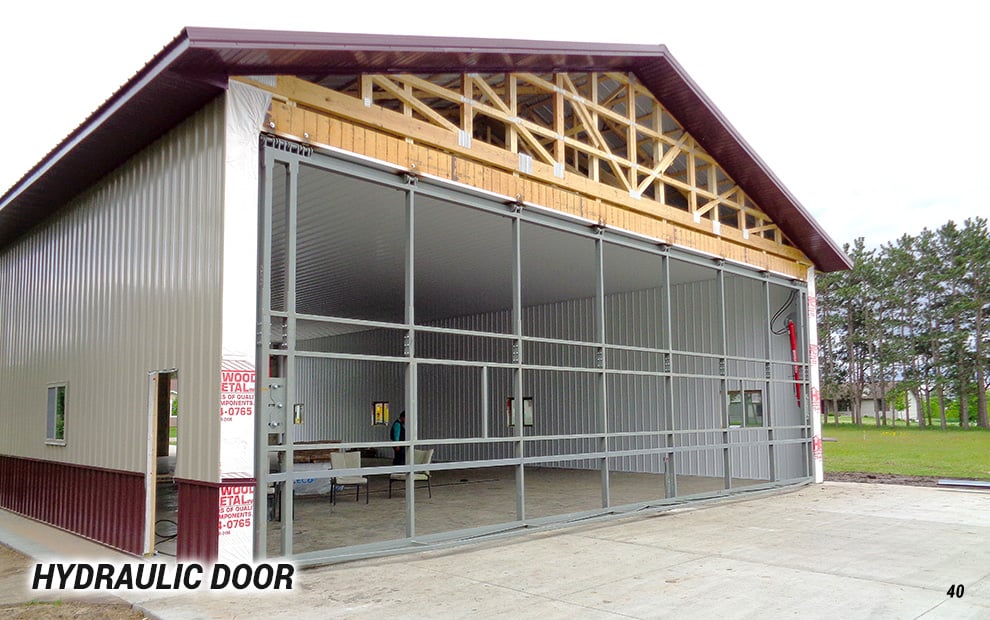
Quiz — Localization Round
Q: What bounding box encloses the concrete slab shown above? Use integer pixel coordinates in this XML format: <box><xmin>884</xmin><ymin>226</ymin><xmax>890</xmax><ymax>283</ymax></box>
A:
<box><xmin>2</xmin><ymin>481</ymin><xmax>989</xmax><ymax>619</ymax></box>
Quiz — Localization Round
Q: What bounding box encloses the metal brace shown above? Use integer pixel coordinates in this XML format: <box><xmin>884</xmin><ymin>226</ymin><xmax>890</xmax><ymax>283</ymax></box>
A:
<box><xmin>267</xmin><ymin>381</ymin><xmax>286</xmax><ymax>430</ymax></box>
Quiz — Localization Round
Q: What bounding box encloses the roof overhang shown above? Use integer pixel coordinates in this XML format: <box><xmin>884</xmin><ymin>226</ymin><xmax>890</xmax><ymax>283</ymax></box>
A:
<box><xmin>0</xmin><ymin>27</ymin><xmax>851</xmax><ymax>271</ymax></box>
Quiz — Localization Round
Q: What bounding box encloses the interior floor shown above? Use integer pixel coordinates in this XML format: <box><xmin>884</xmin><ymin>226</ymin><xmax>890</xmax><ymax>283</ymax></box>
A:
<box><xmin>265</xmin><ymin>464</ymin><xmax>768</xmax><ymax>557</ymax></box>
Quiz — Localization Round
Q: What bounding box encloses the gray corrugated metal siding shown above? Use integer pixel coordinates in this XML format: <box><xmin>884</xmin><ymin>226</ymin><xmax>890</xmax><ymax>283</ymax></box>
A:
<box><xmin>0</xmin><ymin>98</ymin><xmax>225</xmax><ymax>479</ymax></box>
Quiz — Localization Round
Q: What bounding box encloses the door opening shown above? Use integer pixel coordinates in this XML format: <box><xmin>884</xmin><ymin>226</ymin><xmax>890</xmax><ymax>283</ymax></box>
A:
<box><xmin>146</xmin><ymin>370</ymin><xmax>179</xmax><ymax>556</ymax></box>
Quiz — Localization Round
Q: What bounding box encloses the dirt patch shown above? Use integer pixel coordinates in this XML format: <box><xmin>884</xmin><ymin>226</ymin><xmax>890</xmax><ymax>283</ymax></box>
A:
<box><xmin>824</xmin><ymin>471</ymin><xmax>941</xmax><ymax>487</ymax></box>
<box><xmin>0</xmin><ymin>546</ymin><xmax>146</xmax><ymax>620</ymax></box>
<box><xmin>0</xmin><ymin>602</ymin><xmax>147</xmax><ymax>619</ymax></box>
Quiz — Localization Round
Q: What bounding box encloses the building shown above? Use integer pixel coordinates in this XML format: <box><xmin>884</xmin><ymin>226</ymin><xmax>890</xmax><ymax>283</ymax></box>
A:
<box><xmin>0</xmin><ymin>28</ymin><xmax>851</xmax><ymax>565</ymax></box>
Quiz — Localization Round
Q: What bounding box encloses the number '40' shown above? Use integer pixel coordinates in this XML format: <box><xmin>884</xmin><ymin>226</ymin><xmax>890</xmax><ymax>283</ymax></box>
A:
<box><xmin>946</xmin><ymin>584</ymin><xmax>965</xmax><ymax>598</ymax></box>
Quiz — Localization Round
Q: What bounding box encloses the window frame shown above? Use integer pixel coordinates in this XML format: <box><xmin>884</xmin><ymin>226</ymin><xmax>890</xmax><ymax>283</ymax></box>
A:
<box><xmin>46</xmin><ymin>383</ymin><xmax>68</xmax><ymax>445</ymax></box>
<box><xmin>727</xmin><ymin>388</ymin><xmax>764</xmax><ymax>428</ymax></box>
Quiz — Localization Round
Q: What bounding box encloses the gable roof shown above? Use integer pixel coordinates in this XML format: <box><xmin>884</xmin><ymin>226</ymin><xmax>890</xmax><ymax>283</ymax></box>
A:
<box><xmin>0</xmin><ymin>27</ymin><xmax>851</xmax><ymax>271</ymax></box>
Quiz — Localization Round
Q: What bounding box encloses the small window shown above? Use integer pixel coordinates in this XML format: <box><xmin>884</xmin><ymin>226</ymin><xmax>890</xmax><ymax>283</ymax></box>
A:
<box><xmin>728</xmin><ymin>389</ymin><xmax>763</xmax><ymax>428</ymax></box>
<box><xmin>46</xmin><ymin>384</ymin><xmax>67</xmax><ymax>444</ymax></box>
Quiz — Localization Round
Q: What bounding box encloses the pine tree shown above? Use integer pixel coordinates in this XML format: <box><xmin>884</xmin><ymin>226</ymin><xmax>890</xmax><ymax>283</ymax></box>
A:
<box><xmin>817</xmin><ymin>217</ymin><xmax>990</xmax><ymax>429</ymax></box>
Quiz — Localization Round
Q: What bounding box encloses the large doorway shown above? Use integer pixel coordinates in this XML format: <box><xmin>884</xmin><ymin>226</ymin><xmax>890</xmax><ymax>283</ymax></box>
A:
<box><xmin>256</xmin><ymin>146</ymin><xmax>811</xmax><ymax>564</ymax></box>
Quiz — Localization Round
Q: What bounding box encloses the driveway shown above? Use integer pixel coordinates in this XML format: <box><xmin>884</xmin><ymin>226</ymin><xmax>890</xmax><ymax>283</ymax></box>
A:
<box><xmin>2</xmin><ymin>482</ymin><xmax>988</xmax><ymax>619</ymax></box>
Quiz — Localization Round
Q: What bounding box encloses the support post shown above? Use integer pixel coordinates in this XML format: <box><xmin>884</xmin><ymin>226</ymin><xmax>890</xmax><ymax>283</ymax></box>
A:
<box><xmin>595</xmin><ymin>236</ymin><xmax>609</xmax><ymax>508</ymax></box>
<box><xmin>763</xmin><ymin>277</ymin><xmax>777</xmax><ymax>482</ymax></box>
<box><xmin>280</xmin><ymin>158</ymin><xmax>299</xmax><ymax>556</ymax></box>
<box><xmin>717</xmin><ymin>265</ymin><xmax>732</xmax><ymax>490</ymax></box>
<box><xmin>404</xmin><ymin>184</ymin><xmax>417</xmax><ymax>537</ymax></box>
<box><xmin>807</xmin><ymin>268</ymin><xmax>824</xmax><ymax>483</ymax></box>
<box><xmin>254</xmin><ymin>148</ymin><xmax>275</xmax><ymax>560</ymax></box>
<box><xmin>512</xmin><ymin>216</ymin><xmax>525</xmax><ymax>521</ymax></box>
<box><xmin>661</xmin><ymin>252</ymin><xmax>677</xmax><ymax>498</ymax></box>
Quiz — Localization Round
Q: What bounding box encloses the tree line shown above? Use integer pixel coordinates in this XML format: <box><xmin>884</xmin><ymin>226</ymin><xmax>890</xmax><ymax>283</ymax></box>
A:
<box><xmin>816</xmin><ymin>217</ymin><xmax>990</xmax><ymax>428</ymax></box>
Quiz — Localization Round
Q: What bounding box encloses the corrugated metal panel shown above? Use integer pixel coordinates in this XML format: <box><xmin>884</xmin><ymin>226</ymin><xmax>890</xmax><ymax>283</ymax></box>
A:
<box><xmin>293</xmin><ymin>166</ymin><xmax>407</xmax><ymax>322</ymax></box>
<box><xmin>0</xmin><ymin>98</ymin><xmax>224</xmax><ymax>480</ymax></box>
<box><xmin>670</xmin><ymin>279</ymin><xmax>718</xmax><ymax>355</ymax></box>
<box><xmin>0</xmin><ymin>455</ymin><xmax>145</xmax><ymax>555</ymax></box>
<box><xmin>293</xmin><ymin>358</ymin><xmax>405</xmax><ymax>446</ymax></box>
<box><xmin>431</xmin><ymin>311</ymin><xmax>513</xmax><ymax>338</ymax></box>
<box><xmin>605</xmin><ymin>287</ymin><xmax>664</xmax><ymax>349</ymax></box>
<box><xmin>724</xmin><ymin>275</ymin><xmax>763</xmax><ymax>359</ymax></box>
<box><xmin>607</xmin><ymin>372</ymin><xmax>667</xmax><ymax>473</ymax></box>
<box><xmin>672</xmin><ymin>377</ymin><xmax>724</xmax><ymax>477</ymax></box>
<box><xmin>776</xmin><ymin>429</ymin><xmax>810</xmax><ymax>480</ymax></box>
<box><xmin>765</xmin><ymin>283</ymin><xmax>808</xmax><ymax>480</ymax></box>
<box><xmin>729</xmin><ymin>428</ymin><xmax>771</xmax><ymax>480</ymax></box>
<box><xmin>177</xmin><ymin>479</ymin><xmax>220</xmax><ymax>562</ymax></box>
<box><xmin>668</xmin><ymin>274</ymin><xmax>724</xmax><ymax>498</ymax></box>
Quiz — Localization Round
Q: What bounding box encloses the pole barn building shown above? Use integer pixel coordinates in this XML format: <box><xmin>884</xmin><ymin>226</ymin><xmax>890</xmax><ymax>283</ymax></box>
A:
<box><xmin>0</xmin><ymin>28</ymin><xmax>851</xmax><ymax>564</ymax></box>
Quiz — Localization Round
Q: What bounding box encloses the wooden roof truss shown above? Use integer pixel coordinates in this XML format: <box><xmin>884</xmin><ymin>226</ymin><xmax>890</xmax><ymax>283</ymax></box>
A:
<box><xmin>259</xmin><ymin>71</ymin><xmax>792</xmax><ymax>249</ymax></box>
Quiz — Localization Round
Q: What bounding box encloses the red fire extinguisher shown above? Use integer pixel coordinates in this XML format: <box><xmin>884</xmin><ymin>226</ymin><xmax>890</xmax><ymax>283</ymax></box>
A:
<box><xmin>788</xmin><ymin>320</ymin><xmax>801</xmax><ymax>405</ymax></box>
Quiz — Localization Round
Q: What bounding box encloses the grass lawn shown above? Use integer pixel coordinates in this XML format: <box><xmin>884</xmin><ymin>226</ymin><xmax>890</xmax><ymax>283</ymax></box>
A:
<box><xmin>822</xmin><ymin>425</ymin><xmax>990</xmax><ymax>480</ymax></box>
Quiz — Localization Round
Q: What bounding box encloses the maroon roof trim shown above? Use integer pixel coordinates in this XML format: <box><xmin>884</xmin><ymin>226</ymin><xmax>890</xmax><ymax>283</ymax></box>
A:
<box><xmin>0</xmin><ymin>27</ymin><xmax>850</xmax><ymax>271</ymax></box>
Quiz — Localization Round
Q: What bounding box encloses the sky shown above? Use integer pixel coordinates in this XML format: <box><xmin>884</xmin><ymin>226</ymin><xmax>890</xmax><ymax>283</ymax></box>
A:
<box><xmin>2</xmin><ymin>0</ymin><xmax>988</xmax><ymax>250</ymax></box>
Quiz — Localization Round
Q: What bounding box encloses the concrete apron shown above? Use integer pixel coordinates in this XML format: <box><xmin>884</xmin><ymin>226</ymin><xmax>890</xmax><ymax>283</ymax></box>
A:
<box><xmin>266</xmin><ymin>464</ymin><xmax>773</xmax><ymax>560</ymax></box>
<box><xmin>3</xmin><ymin>482</ymin><xmax>989</xmax><ymax>619</ymax></box>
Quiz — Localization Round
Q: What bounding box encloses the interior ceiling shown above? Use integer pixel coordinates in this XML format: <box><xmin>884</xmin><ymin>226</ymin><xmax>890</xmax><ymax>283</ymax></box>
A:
<box><xmin>281</xmin><ymin>164</ymin><xmax>716</xmax><ymax>341</ymax></box>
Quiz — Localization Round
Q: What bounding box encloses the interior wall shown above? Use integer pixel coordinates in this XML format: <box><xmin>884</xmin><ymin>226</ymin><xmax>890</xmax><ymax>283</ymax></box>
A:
<box><xmin>291</xmin><ymin>275</ymin><xmax>805</xmax><ymax>480</ymax></box>
<box><xmin>292</xmin><ymin>358</ymin><xmax>405</xmax><ymax>446</ymax></box>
